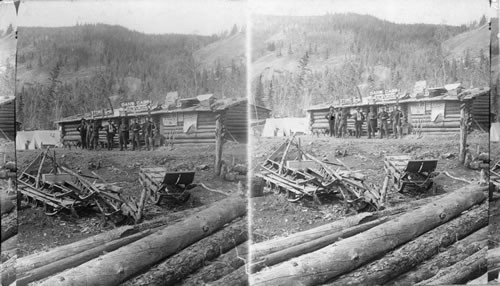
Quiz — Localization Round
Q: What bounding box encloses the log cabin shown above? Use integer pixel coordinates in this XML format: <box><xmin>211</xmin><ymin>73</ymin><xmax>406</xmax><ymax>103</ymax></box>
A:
<box><xmin>56</xmin><ymin>97</ymin><xmax>270</xmax><ymax>147</ymax></box>
<box><xmin>306</xmin><ymin>87</ymin><xmax>490</xmax><ymax>136</ymax></box>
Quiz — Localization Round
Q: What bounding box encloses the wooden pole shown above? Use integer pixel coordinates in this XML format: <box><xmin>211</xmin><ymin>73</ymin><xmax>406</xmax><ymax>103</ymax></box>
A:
<box><xmin>250</xmin><ymin>184</ymin><xmax>486</xmax><ymax>286</ymax></box>
<box><xmin>325</xmin><ymin>202</ymin><xmax>487</xmax><ymax>285</ymax></box>
<box><xmin>179</xmin><ymin>242</ymin><xmax>248</xmax><ymax>286</ymax></box>
<box><xmin>459</xmin><ymin>102</ymin><xmax>468</xmax><ymax>164</ymax></box>
<box><xmin>415</xmin><ymin>247</ymin><xmax>487</xmax><ymax>285</ymax></box>
<box><xmin>39</xmin><ymin>196</ymin><xmax>246</xmax><ymax>286</ymax></box>
<box><xmin>215</xmin><ymin>112</ymin><xmax>225</xmax><ymax>175</ymax></box>
<box><xmin>125</xmin><ymin>218</ymin><xmax>247</xmax><ymax>286</ymax></box>
<box><xmin>387</xmin><ymin>227</ymin><xmax>487</xmax><ymax>286</ymax></box>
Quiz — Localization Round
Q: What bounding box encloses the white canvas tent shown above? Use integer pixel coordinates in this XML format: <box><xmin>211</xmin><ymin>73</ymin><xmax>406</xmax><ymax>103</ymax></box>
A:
<box><xmin>16</xmin><ymin>130</ymin><xmax>61</xmax><ymax>150</ymax></box>
<box><xmin>491</xmin><ymin>122</ymin><xmax>500</xmax><ymax>142</ymax></box>
<box><xmin>261</xmin><ymin>118</ymin><xmax>309</xmax><ymax>137</ymax></box>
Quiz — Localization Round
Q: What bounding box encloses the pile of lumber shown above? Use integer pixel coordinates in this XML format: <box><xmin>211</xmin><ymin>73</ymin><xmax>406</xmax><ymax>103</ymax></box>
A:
<box><xmin>249</xmin><ymin>183</ymin><xmax>488</xmax><ymax>286</ymax></box>
<box><xmin>17</xmin><ymin>149</ymin><xmax>145</xmax><ymax>223</ymax></box>
<box><xmin>257</xmin><ymin>135</ymin><xmax>381</xmax><ymax>210</ymax></box>
<box><xmin>13</xmin><ymin>195</ymin><xmax>247</xmax><ymax>286</ymax></box>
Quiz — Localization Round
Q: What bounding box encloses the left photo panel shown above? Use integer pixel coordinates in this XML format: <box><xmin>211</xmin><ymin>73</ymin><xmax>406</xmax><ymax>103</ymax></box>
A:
<box><xmin>14</xmin><ymin>0</ymin><xmax>248</xmax><ymax>285</ymax></box>
<box><xmin>0</xmin><ymin>1</ymin><xmax>18</xmax><ymax>286</ymax></box>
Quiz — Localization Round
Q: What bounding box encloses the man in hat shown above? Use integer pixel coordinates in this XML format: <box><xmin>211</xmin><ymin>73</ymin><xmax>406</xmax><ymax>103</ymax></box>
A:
<box><xmin>325</xmin><ymin>106</ymin><xmax>336</xmax><ymax>137</ymax></box>
<box><xmin>334</xmin><ymin>107</ymin><xmax>342</xmax><ymax>137</ymax></box>
<box><xmin>91</xmin><ymin>119</ymin><xmax>101</xmax><ymax>150</ymax></box>
<box><xmin>76</xmin><ymin>118</ymin><xmax>87</xmax><ymax>149</ymax></box>
<box><xmin>118</xmin><ymin>118</ymin><xmax>128</xmax><ymax>151</ymax></box>
<box><xmin>338</xmin><ymin>107</ymin><xmax>350</xmax><ymax>138</ymax></box>
<box><xmin>391</xmin><ymin>105</ymin><xmax>404</xmax><ymax>139</ymax></box>
<box><xmin>353</xmin><ymin>106</ymin><xmax>365</xmax><ymax>138</ymax></box>
<box><xmin>130</xmin><ymin>118</ymin><xmax>141</xmax><ymax>151</ymax></box>
<box><xmin>366</xmin><ymin>106</ymin><xmax>377</xmax><ymax>139</ymax></box>
<box><xmin>87</xmin><ymin>119</ymin><xmax>94</xmax><ymax>150</ymax></box>
<box><xmin>105</xmin><ymin>119</ymin><xmax>117</xmax><ymax>150</ymax></box>
<box><xmin>377</xmin><ymin>106</ymin><xmax>389</xmax><ymax>138</ymax></box>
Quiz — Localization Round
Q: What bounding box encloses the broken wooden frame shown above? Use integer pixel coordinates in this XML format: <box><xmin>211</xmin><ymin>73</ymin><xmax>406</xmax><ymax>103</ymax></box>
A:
<box><xmin>384</xmin><ymin>155</ymin><xmax>437</xmax><ymax>193</ymax></box>
<box><xmin>257</xmin><ymin>135</ymin><xmax>382</xmax><ymax>210</ymax></box>
<box><xmin>17</xmin><ymin>149</ymin><xmax>145</xmax><ymax>224</ymax></box>
<box><xmin>138</xmin><ymin>167</ymin><xmax>194</xmax><ymax>205</ymax></box>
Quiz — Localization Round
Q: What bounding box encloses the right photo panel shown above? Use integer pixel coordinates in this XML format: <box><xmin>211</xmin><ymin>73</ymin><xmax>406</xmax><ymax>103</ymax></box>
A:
<box><xmin>249</xmin><ymin>0</ymin><xmax>493</xmax><ymax>285</ymax></box>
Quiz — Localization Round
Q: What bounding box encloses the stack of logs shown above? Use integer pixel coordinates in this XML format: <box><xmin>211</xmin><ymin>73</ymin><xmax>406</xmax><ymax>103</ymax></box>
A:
<box><xmin>257</xmin><ymin>136</ymin><xmax>382</xmax><ymax>210</ymax></box>
<box><xmin>11</xmin><ymin>195</ymin><xmax>247</xmax><ymax>286</ymax></box>
<box><xmin>248</xmin><ymin>183</ymin><xmax>488</xmax><ymax>286</ymax></box>
<box><xmin>1</xmin><ymin>185</ymin><xmax>17</xmax><ymax>286</ymax></box>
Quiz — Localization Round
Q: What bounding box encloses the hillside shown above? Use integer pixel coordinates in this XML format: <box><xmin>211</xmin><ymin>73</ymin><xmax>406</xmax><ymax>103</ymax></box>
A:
<box><xmin>442</xmin><ymin>23</ymin><xmax>489</xmax><ymax>61</ymax></box>
<box><xmin>0</xmin><ymin>31</ymin><xmax>16</xmax><ymax>98</ymax></box>
<box><xmin>251</xmin><ymin>13</ymin><xmax>490</xmax><ymax>116</ymax></box>
<box><xmin>16</xmin><ymin>24</ymin><xmax>245</xmax><ymax>129</ymax></box>
<box><xmin>194</xmin><ymin>32</ymin><xmax>245</xmax><ymax>69</ymax></box>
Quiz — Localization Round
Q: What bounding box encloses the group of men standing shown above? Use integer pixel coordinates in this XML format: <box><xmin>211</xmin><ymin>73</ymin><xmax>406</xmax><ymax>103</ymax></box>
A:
<box><xmin>325</xmin><ymin>105</ymin><xmax>404</xmax><ymax>139</ymax></box>
<box><xmin>76</xmin><ymin>117</ymin><xmax>156</xmax><ymax>151</ymax></box>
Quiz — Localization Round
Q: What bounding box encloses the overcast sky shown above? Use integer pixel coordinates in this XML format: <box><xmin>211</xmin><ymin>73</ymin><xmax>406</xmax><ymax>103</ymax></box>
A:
<box><xmin>18</xmin><ymin>0</ymin><xmax>246</xmax><ymax>35</ymax></box>
<box><xmin>251</xmin><ymin>0</ymin><xmax>494</xmax><ymax>26</ymax></box>
<box><xmin>0</xmin><ymin>1</ymin><xmax>17</xmax><ymax>32</ymax></box>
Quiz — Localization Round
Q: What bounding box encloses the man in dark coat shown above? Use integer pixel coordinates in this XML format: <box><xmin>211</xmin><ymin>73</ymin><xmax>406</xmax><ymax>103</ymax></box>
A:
<box><xmin>76</xmin><ymin>118</ymin><xmax>87</xmax><ymax>149</ymax></box>
<box><xmin>353</xmin><ymin>106</ymin><xmax>365</xmax><ymax>138</ymax></box>
<box><xmin>91</xmin><ymin>119</ymin><xmax>101</xmax><ymax>150</ymax></box>
<box><xmin>87</xmin><ymin>119</ymin><xmax>94</xmax><ymax>150</ymax></box>
<box><xmin>391</xmin><ymin>105</ymin><xmax>404</xmax><ymax>139</ymax></box>
<box><xmin>377</xmin><ymin>106</ymin><xmax>389</xmax><ymax>139</ymax></box>
<box><xmin>338</xmin><ymin>107</ymin><xmax>350</xmax><ymax>138</ymax></box>
<box><xmin>130</xmin><ymin>118</ymin><xmax>141</xmax><ymax>151</ymax></box>
<box><xmin>105</xmin><ymin>119</ymin><xmax>117</xmax><ymax>150</ymax></box>
<box><xmin>119</xmin><ymin>118</ymin><xmax>128</xmax><ymax>151</ymax></box>
<box><xmin>325</xmin><ymin>106</ymin><xmax>336</xmax><ymax>137</ymax></box>
<box><xmin>367</xmin><ymin>106</ymin><xmax>377</xmax><ymax>139</ymax></box>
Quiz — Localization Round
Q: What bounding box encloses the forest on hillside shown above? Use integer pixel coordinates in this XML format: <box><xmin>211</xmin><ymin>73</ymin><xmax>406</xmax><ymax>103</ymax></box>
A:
<box><xmin>252</xmin><ymin>13</ymin><xmax>490</xmax><ymax>117</ymax></box>
<box><xmin>16</xmin><ymin>24</ymin><xmax>245</xmax><ymax>130</ymax></box>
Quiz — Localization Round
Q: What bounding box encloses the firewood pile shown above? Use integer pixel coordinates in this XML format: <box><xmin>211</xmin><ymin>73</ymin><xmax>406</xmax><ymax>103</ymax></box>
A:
<box><xmin>257</xmin><ymin>135</ymin><xmax>382</xmax><ymax>210</ymax></box>
<box><xmin>17</xmin><ymin>149</ymin><xmax>145</xmax><ymax>224</ymax></box>
<box><xmin>249</xmin><ymin>184</ymin><xmax>488</xmax><ymax>286</ymax></box>
<box><xmin>13</xmin><ymin>195</ymin><xmax>247</xmax><ymax>286</ymax></box>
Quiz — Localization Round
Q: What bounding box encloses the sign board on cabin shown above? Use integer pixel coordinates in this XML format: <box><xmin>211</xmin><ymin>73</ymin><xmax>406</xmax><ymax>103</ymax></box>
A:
<box><xmin>162</xmin><ymin>113</ymin><xmax>177</xmax><ymax>126</ymax></box>
<box><xmin>165</xmin><ymin>92</ymin><xmax>179</xmax><ymax>108</ymax></box>
<box><xmin>369</xmin><ymin>89</ymin><xmax>399</xmax><ymax>102</ymax></box>
<box><xmin>183</xmin><ymin>113</ymin><xmax>198</xmax><ymax>133</ymax></box>
<box><xmin>120</xmin><ymin>100</ymin><xmax>151</xmax><ymax>113</ymax></box>
<box><xmin>413</xmin><ymin>81</ymin><xmax>427</xmax><ymax>97</ymax></box>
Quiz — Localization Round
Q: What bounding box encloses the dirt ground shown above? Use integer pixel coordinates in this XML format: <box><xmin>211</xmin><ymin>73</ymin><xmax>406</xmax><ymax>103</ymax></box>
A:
<box><xmin>16</xmin><ymin>142</ymin><xmax>246</xmax><ymax>257</ymax></box>
<box><xmin>251</xmin><ymin>131</ymin><xmax>489</xmax><ymax>243</ymax></box>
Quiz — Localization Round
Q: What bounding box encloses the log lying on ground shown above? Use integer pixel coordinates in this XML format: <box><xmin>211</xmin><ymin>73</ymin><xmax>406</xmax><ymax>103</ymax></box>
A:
<box><xmin>16</xmin><ymin>205</ymin><xmax>207</xmax><ymax>274</ymax></box>
<box><xmin>17</xmin><ymin>228</ymin><xmax>158</xmax><ymax>286</ymax></box>
<box><xmin>250</xmin><ymin>184</ymin><xmax>486</xmax><ymax>286</ymax></box>
<box><xmin>251</xmin><ymin>193</ymin><xmax>448</xmax><ymax>260</ymax></box>
<box><xmin>325</xmin><ymin>202</ymin><xmax>488</xmax><ymax>285</ymax></box>
<box><xmin>39</xmin><ymin>196</ymin><xmax>247</xmax><ymax>286</ymax></box>
<box><xmin>466</xmin><ymin>272</ymin><xmax>488</xmax><ymax>285</ymax></box>
<box><xmin>1</xmin><ymin>234</ymin><xmax>17</xmax><ymax>260</ymax></box>
<box><xmin>181</xmin><ymin>242</ymin><xmax>248</xmax><ymax>286</ymax></box>
<box><xmin>415</xmin><ymin>247</ymin><xmax>487</xmax><ymax>285</ymax></box>
<box><xmin>211</xmin><ymin>265</ymin><xmax>248</xmax><ymax>286</ymax></box>
<box><xmin>252</xmin><ymin>216</ymin><xmax>393</xmax><ymax>273</ymax></box>
<box><xmin>0</xmin><ymin>255</ymin><xmax>16</xmax><ymax>286</ymax></box>
<box><xmin>124</xmin><ymin>218</ymin><xmax>247</xmax><ymax>286</ymax></box>
<box><xmin>488</xmin><ymin>247</ymin><xmax>500</xmax><ymax>274</ymax></box>
<box><xmin>387</xmin><ymin>227</ymin><xmax>487</xmax><ymax>286</ymax></box>
<box><xmin>1</xmin><ymin>209</ymin><xmax>16</xmax><ymax>242</ymax></box>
